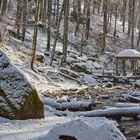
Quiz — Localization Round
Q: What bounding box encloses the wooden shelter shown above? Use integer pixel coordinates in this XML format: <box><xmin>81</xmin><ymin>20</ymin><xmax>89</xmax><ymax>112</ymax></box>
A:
<box><xmin>116</xmin><ymin>49</ymin><xmax>140</xmax><ymax>76</ymax></box>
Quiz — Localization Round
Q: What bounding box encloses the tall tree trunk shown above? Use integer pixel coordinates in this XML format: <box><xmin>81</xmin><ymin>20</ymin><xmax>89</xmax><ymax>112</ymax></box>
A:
<box><xmin>74</xmin><ymin>0</ymin><xmax>81</xmax><ymax>36</ymax></box>
<box><xmin>97</xmin><ymin>0</ymin><xmax>102</xmax><ymax>14</ymax></box>
<box><xmin>122</xmin><ymin>0</ymin><xmax>127</xmax><ymax>32</ymax></box>
<box><xmin>21</xmin><ymin>0</ymin><xmax>27</xmax><ymax>42</ymax></box>
<box><xmin>85</xmin><ymin>0</ymin><xmax>90</xmax><ymax>39</ymax></box>
<box><xmin>39</xmin><ymin>0</ymin><xmax>43</xmax><ymax>20</ymax></box>
<box><xmin>101</xmin><ymin>0</ymin><xmax>108</xmax><ymax>55</ymax></box>
<box><xmin>92</xmin><ymin>0</ymin><xmax>95</xmax><ymax>14</ymax></box>
<box><xmin>46</xmin><ymin>0</ymin><xmax>52</xmax><ymax>51</ymax></box>
<box><xmin>55</xmin><ymin>0</ymin><xmax>60</xmax><ymax>26</ymax></box>
<box><xmin>31</xmin><ymin>0</ymin><xmax>40</xmax><ymax>70</ymax></box>
<box><xmin>113</xmin><ymin>3</ymin><xmax>118</xmax><ymax>37</ymax></box>
<box><xmin>0</xmin><ymin>0</ymin><xmax>2</xmax><ymax>9</ymax></box>
<box><xmin>16</xmin><ymin>0</ymin><xmax>22</xmax><ymax>39</ymax></box>
<box><xmin>8</xmin><ymin>0</ymin><xmax>12</xmax><ymax>11</ymax></box>
<box><xmin>136</xmin><ymin>3</ymin><xmax>140</xmax><ymax>49</ymax></box>
<box><xmin>0</xmin><ymin>0</ymin><xmax>7</xmax><ymax>21</ymax></box>
<box><xmin>53</xmin><ymin>0</ymin><xmax>57</xmax><ymax>20</ymax></box>
<box><xmin>137</xmin><ymin>30</ymin><xmax>140</xmax><ymax>49</ymax></box>
<box><xmin>108</xmin><ymin>3</ymin><xmax>113</xmax><ymax>32</ymax></box>
<box><xmin>61</xmin><ymin>0</ymin><xmax>69</xmax><ymax>66</ymax></box>
<box><xmin>128</xmin><ymin>0</ymin><xmax>132</xmax><ymax>36</ymax></box>
<box><xmin>131</xmin><ymin>0</ymin><xmax>135</xmax><ymax>49</ymax></box>
<box><xmin>42</xmin><ymin>0</ymin><xmax>47</xmax><ymax>31</ymax></box>
<box><xmin>50</xmin><ymin>1</ymin><xmax>64</xmax><ymax>66</ymax></box>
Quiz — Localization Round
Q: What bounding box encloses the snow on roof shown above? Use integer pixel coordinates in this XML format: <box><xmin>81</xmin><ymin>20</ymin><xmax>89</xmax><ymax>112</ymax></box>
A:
<box><xmin>116</xmin><ymin>49</ymin><xmax>140</xmax><ymax>58</ymax></box>
<box><xmin>41</xmin><ymin>118</ymin><xmax>126</xmax><ymax>140</ymax></box>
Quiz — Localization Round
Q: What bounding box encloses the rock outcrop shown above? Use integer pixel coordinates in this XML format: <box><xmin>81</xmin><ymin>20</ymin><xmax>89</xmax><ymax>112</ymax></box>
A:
<box><xmin>0</xmin><ymin>49</ymin><xmax>44</xmax><ymax>120</ymax></box>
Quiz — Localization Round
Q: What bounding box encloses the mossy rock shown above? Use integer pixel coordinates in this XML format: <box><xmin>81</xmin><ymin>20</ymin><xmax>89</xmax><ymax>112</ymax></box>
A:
<box><xmin>134</xmin><ymin>81</ymin><xmax>140</xmax><ymax>89</ymax></box>
<box><xmin>134</xmin><ymin>83</ymin><xmax>140</xmax><ymax>89</ymax></box>
<box><xmin>71</xmin><ymin>64</ymin><xmax>91</xmax><ymax>74</ymax></box>
<box><xmin>0</xmin><ymin>49</ymin><xmax>44</xmax><ymax>120</ymax></box>
<box><xmin>36</xmin><ymin>54</ymin><xmax>44</xmax><ymax>63</ymax></box>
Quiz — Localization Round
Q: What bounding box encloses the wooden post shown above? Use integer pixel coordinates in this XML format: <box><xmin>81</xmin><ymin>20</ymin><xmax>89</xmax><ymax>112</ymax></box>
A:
<box><xmin>134</xmin><ymin>58</ymin><xmax>137</xmax><ymax>75</ymax></box>
<box><xmin>123</xmin><ymin>59</ymin><xmax>126</xmax><ymax>76</ymax></box>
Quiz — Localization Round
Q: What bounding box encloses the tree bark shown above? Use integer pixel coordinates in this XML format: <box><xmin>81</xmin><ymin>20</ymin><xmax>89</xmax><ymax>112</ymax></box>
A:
<box><xmin>113</xmin><ymin>3</ymin><xmax>118</xmax><ymax>37</ymax></box>
<box><xmin>131</xmin><ymin>0</ymin><xmax>135</xmax><ymax>49</ymax></box>
<box><xmin>85</xmin><ymin>0</ymin><xmax>90</xmax><ymax>39</ymax></box>
<box><xmin>21</xmin><ymin>0</ymin><xmax>28</xmax><ymax>42</ymax></box>
<box><xmin>50</xmin><ymin>1</ymin><xmax>64</xmax><ymax>66</ymax></box>
<box><xmin>46</xmin><ymin>0</ymin><xmax>52</xmax><ymax>51</ymax></box>
<box><xmin>16</xmin><ymin>0</ymin><xmax>22</xmax><ymax>39</ymax></box>
<box><xmin>122</xmin><ymin>0</ymin><xmax>127</xmax><ymax>32</ymax></box>
<box><xmin>101</xmin><ymin>0</ymin><xmax>108</xmax><ymax>55</ymax></box>
<box><xmin>31</xmin><ymin>0</ymin><xmax>40</xmax><ymax>70</ymax></box>
<box><xmin>61</xmin><ymin>0</ymin><xmax>69</xmax><ymax>66</ymax></box>
<box><xmin>0</xmin><ymin>0</ymin><xmax>7</xmax><ymax>21</ymax></box>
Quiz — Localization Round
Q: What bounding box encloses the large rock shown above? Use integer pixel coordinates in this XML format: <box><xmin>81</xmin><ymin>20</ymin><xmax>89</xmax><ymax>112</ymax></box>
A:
<box><xmin>39</xmin><ymin>118</ymin><xmax>126</xmax><ymax>140</ymax></box>
<box><xmin>0</xmin><ymin>49</ymin><xmax>44</xmax><ymax>120</ymax></box>
<box><xmin>134</xmin><ymin>80</ymin><xmax>140</xmax><ymax>89</ymax></box>
<box><xmin>71</xmin><ymin>64</ymin><xmax>91</xmax><ymax>74</ymax></box>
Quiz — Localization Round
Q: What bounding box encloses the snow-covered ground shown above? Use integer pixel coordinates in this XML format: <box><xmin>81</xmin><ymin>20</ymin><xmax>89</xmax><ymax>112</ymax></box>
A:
<box><xmin>0</xmin><ymin>114</ymin><xmax>125</xmax><ymax>140</ymax></box>
<box><xmin>1</xmin><ymin>2</ymin><xmax>140</xmax><ymax>139</ymax></box>
<box><xmin>0</xmin><ymin>116</ymin><xmax>71</xmax><ymax>140</ymax></box>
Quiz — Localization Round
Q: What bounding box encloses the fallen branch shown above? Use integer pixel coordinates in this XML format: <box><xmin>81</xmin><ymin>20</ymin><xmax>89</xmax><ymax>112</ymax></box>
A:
<box><xmin>58</xmin><ymin>71</ymin><xmax>82</xmax><ymax>84</ymax></box>
<box><xmin>113</xmin><ymin>102</ymin><xmax>139</xmax><ymax>108</ymax></box>
<box><xmin>61</xmin><ymin>101</ymin><xmax>94</xmax><ymax>111</ymax></box>
<box><xmin>44</xmin><ymin>98</ymin><xmax>94</xmax><ymax>111</ymax></box>
<box><xmin>76</xmin><ymin>107</ymin><xmax>140</xmax><ymax>120</ymax></box>
<box><xmin>126</xmin><ymin>95</ymin><xmax>140</xmax><ymax>103</ymax></box>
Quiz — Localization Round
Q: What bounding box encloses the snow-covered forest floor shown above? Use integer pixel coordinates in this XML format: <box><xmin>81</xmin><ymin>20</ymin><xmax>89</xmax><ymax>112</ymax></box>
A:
<box><xmin>1</xmin><ymin>3</ymin><xmax>140</xmax><ymax>140</ymax></box>
<box><xmin>1</xmin><ymin>11</ymin><xmax>139</xmax><ymax>93</ymax></box>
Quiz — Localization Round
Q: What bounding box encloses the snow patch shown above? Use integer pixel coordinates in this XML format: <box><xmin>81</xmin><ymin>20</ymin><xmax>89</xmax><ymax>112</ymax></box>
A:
<box><xmin>116</xmin><ymin>49</ymin><xmax>140</xmax><ymax>58</ymax></box>
<box><xmin>40</xmin><ymin>118</ymin><xmax>126</xmax><ymax>140</ymax></box>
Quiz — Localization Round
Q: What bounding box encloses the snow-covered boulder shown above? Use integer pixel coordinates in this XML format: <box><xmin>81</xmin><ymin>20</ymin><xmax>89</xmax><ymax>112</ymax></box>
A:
<box><xmin>134</xmin><ymin>80</ymin><xmax>140</xmax><ymax>89</ymax></box>
<box><xmin>0</xmin><ymin>49</ymin><xmax>44</xmax><ymax>120</ymax></box>
<box><xmin>40</xmin><ymin>118</ymin><xmax>126</xmax><ymax>140</ymax></box>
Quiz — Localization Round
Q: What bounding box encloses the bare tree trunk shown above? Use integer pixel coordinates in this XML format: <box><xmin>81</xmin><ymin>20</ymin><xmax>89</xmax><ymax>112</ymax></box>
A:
<box><xmin>61</xmin><ymin>0</ymin><xmax>69</xmax><ymax>66</ymax></box>
<box><xmin>74</xmin><ymin>0</ymin><xmax>81</xmax><ymax>36</ymax></box>
<box><xmin>21</xmin><ymin>0</ymin><xmax>27</xmax><ymax>42</ymax></box>
<box><xmin>8</xmin><ymin>0</ymin><xmax>12</xmax><ymax>11</ymax></box>
<box><xmin>113</xmin><ymin>3</ymin><xmax>118</xmax><ymax>37</ymax></box>
<box><xmin>53</xmin><ymin>0</ymin><xmax>57</xmax><ymax>20</ymax></box>
<box><xmin>42</xmin><ymin>0</ymin><xmax>47</xmax><ymax>31</ymax></box>
<box><xmin>128</xmin><ymin>0</ymin><xmax>132</xmax><ymax>36</ymax></box>
<box><xmin>56</xmin><ymin>0</ymin><xmax>60</xmax><ymax>26</ymax></box>
<box><xmin>98</xmin><ymin>0</ymin><xmax>102</xmax><ymax>13</ymax></box>
<box><xmin>131</xmin><ymin>0</ymin><xmax>135</xmax><ymax>49</ymax></box>
<box><xmin>0</xmin><ymin>0</ymin><xmax>2</xmax><ymax>9</ymax></box>
<box><xmin>16</xmin><ymin>0</ymin><xmax>22</xmax><ymax>39</ymax></box>
<box><xmin>85</xmin><ymin>0</ymin><xmax>90</xmax><ymax>39</ymax></box>
<box><xmin>46</xmin><ymin>0</ymin><xmax>52</xmax><ymax>51</ymax></box>
<box><xmin>101</xmin><ymin>0</ymin><xmax>108</xmax><ymax>55</ymax></box>
<box><xmin>50</xmin><ymin>1</ymin><xmax>64</xmax><ymax>66</ymax></box>
<box><xmin>39</xmin><ymin>0</ymin><xmax>43</xmax><ymax>20</ymax></box>
<box><xmin>122</xmin><ymin>0</ymin><xmax>127</xmax><ymax>32</ymax></box>
<box><xmin>31</xmin><ymin>0</ymin><xmax>40</xmax><ymax>70</ymax></box>
<box><xmin>80</xmin><ymin>25</ymin><xmax>85</xmax><ymax>56</ymax></box>
<box><xmin>0</xmin><ymin>0</ymin><xmax>7</xmax><ymax>21</ymax></box>
<box><xmin>137</xmin><ymin>30</ymin><xmax>140</xmax><ymax>49</ymax></box>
